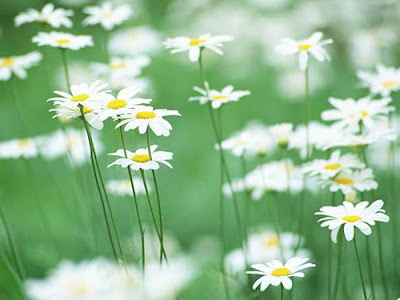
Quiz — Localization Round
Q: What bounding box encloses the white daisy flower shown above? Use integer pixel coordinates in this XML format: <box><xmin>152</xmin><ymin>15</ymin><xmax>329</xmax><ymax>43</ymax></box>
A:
<box><xmin>275</xmin><ymin>31</ymin><xmax>333</xmax><ymax>71</ymax></box>
<box><xmin>15</xmin><ymin>3</ymin><xmax>73</xmax><ymax>28</ymax></box>
<box><xmin>247</xmin><ymin>257</ymin><xmax>316</xmax><ymax>291</ymax></box>
<box><xmin>303</xmin><ymin>150</ymin><xmax>365</xmax><ymax>180</ymax></box>
<box><xmin>92</xmin><ymin>55</ymin><xmax>151</xmax><ymax>78</ymax></box>
<box><xmin>189</xmin><ymin>85</ymin><xmax>250</xmax><ymax>109</ymax></box>
<box><xmin>0</xmin><ymin>52</ymin><xmax>42</xmax><ymax>81</ymax></box>
<box><xmin>164</xmin><ymin>34</ymin><xmax>234</xmax><ymax>62</ymax></box>
<box><xmin>32</xmin><ymin>32</ymin><xmax>93</xmax><ymax>50</ymax></box>
<box><xmin>94</xmin><ymin>87</ymin><xmax>152</xmax><ymax>121</ymax></box>
<box><xmin>269</xmin><ymin>123</ymin><xmax>293</xmax><ymax>148</ymax></box>
<box><xmin>83</xmin><ymin>2</ymin><xmax>132</xmax><ymax>30</ymax></box>
<box><xmin>106</xmin><ymin>178</ymin><xmax>147</xmax><ymax>196</ymax></box>
<box><xmin>321</xmin><ymin>97</ymin><xmax>394</xmax><ymax>132</ymax></box>
<box><xmin>316</xmin><ymin>200</ymin><xmax>389</xmax><ymax>243</ymax></box>
<box><xmin>324</xmin><ymin>168</ymin><xmax>378</xmax><ymax>195</ymax></box>
<box><xmin>358</xmin><ymin>64</ymin><xmax>400</xmax><ymax>97</ymax></box>
<box><xmin>116</xmin><ymin>106</ymin><xmax>181</xmax><ymax>137</ymax></box>
<box><xmin>108</xmin><ymin>145</ymin><xmax>173</xmax><ymax>171</ymax></box>
<box><xmin>0</xmin><ymin>138</ymin><xmax>38</xmax><ymax>159</ymax></box>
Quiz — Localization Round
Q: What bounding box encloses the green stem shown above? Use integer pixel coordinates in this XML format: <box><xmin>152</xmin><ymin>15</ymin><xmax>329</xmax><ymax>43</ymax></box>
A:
<box><xmin>60</xmin><ymin>49</ymin><xmax>71</xmax><ymax>89</ymax></box>
<box><xmin>304</xmin><ymin>67</ymin><xmax>311</xmax><ymax>161</ymax></box>
<box><xmin>332</xmin><ymin>237</ymin><xmax>342</xmax><ymax>300</ymax></box>
<box><xmin>376</xmin><ymin>225</ymin><xmax>389</xmax><ymax>300</ymax></box>
<box><xmin>353</xmin><ymin>236</ymin><xmax>368</xmax><ymax>300</ymax></box>
<box><xmin>119</xmin><ymin>126</ymin><xmax>146</xmax><ymax>273</ymax></box>
<box><xmin>281</xmin><ymin>284</ymin><xmax>284</xmax><ymax>300</ymax></box>
<box><xmin>365</xmin><ymin>238</ymin><xmax>376</xmax><ymax>299</ymax></box>
<box><xmin>103</xmin><ymin>29</ymin><xmax>110</xmax><ymax>63</ymax></box>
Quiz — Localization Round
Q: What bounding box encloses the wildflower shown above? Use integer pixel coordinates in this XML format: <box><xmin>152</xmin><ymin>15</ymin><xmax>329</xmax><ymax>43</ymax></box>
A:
<box><xmin>247</xmin><ymin>257</ymin><xmax>315</xmax><ymax>291</ymax></box>
<box><xmin>358</xmin><ymin>64</ymin><xmax>400</xmax><ymax>97</ymax></box>
<box><xmin>15</xmin><ymin>3</ymin><xmax>73</xmax><ymax>28</ymax></box>
<box><xmin>0</xmin><ymin>138</ymin><xmax>38</xmax><ymax>159</ymax></box>
<box><xmin>106</xmin><ymin>178</ymin><xmax>147</xmax><ymax>196</ymax></box>
<box><xmin>94</xmin><ymin>87</ymin><xmax>151</xmax><ymax>121</ymax></box>
<box><xmin>164</xmin><ymin>34</ymin><xmax>234</xmax><ymax>62</ymax></box>
<box><xmin>269</xmin><ymin>123</ymin><xmax>293</xmax><ymax>148</ymax></box>
<box><xmin>316</xmin><ymin>200</ymin><xmax>389</xmax><ymax>242</ymax></box>
<box><xmin>275</xmin><ymin>32</ymin><xmax>333</xmax><ymax>71</ymax></box>
<box><xmin>189</xmin><ymin>85</ymin><xmax>250</xmax><ymax>109</ymax></box>
<box><xmin>0</xmin><ymin>52</ymin><xmax>42</xmax><ymax>81</ymax></box>
<box><xmin>303</xmin><ymin>150</ymin><xmax>365</xmax><ymax>180</ymax></box>
<box><xmin>116</xmin><ymin>106</ymin><xmax>181</xmax><ymax>137</ymax></box>
<box><xmin>33</xmin><ymin>32</ymin><xmax>93</xmax><ymax>50</ymax></box>
<box><xmin>324</xmin><ymin>168</ymin><xmax>378</xmax><ymax>195</ymax></box>
<box><xmin>321</xmin><ymin>97</ymin><xmax>394</xmax><ymax>132</ymax></box>
<box><xmin>108</xmin><ymin>145</ymin><xmax>173</xmax><ymax>171</ymax></box>
<box><xmin>92</xmin><ymin>55</ymin><xmax>151</xmax><ymax>78</ymax></box>
<box><xmin>83</xmin><ymin>2</ymin><xmax>132</xmax><ymax>30</ymax></box>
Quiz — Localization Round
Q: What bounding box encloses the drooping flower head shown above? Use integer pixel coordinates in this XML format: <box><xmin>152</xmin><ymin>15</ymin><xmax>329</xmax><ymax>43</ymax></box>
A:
<box><xmin>33</xmin><ymin>32</ymin><xmax>93</xmax><ymax>50</ymax></box>
<box><xmin>83</xmin><ymin>2</ymin><xmax>133</xmax><ymax>30</ymax></box>
<box><xmin>15</xmin><ymin>3</ymin><xmax>73</xmax><ymax>28</ymax></box>
<box><xmin>0</xmin><ymin>52</ymin><xmax>42</xmax><ymax>81</ymax></box>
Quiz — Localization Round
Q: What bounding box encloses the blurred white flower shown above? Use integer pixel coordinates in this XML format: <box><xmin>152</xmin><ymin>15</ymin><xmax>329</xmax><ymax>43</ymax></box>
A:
<box><xmin>116</xmin><ymin>106</ymin><xmax>181</xmax><ymax>136</ymax></box>
<box><xmin>15</xmin><ymin>3</ymin><xmax>73</xmax><ymax>28</ymax></box>
<box><xmin>275</xmin><ymin>32</ymin><xmax>333</xmax><ymax>71</ymax></box>
<box><xmin>108</xmin><ymin>145</ymin><xmax>173</xmax><ymax>171</ymax></box>
<box><xmin>164</xmin><ymin>34</ymin><xmax>234</xmax><ymax>62</ymax></box>
<box><xmin>189</xmin><ymin>84</ymin><xmax>250</xmax><ymax>109</ymax></box>
<box><xmin>33</xmin><ymin>32</ymin><xmax>93</xmax><ymax>50</ymax></box>
<box><xmin>316</xmin><ymin>200</ymin><xmax>389</xmax><ymax>243</ymax></box>
<box><xmin>358</xmin><ymin>64</ymin><xmax>400</xmax><ymax>97</ymax></box>
<box><xmin>56</xmin><ymin>62</ymin><xmax>97</xmax><ymax>86</ymax></box>
<box><xmin>106</xmin><ymin>178</ymin><xmax>147</xmax><ymax>196</ymax></box>
<box><xmin>269</xmin><ymin>123</ymin><xmax>293</xmax><ymax>148</ymax></box>
<box><xmin>0</xmin><ymin>52</ymin><xmax>42</xmax><ymax>81</ymax></box>
<box><xmin>83</xmin><ymin>2</ymin><xmax>132</xmax><ymax>30</ymax></box>
<box><xmin>92</xmin><ymin>55</ymin><xmax>151</xmax><ymax>79</ymax></box>
<box><xmin>0</xmin><ymin>138</ymin><xmax>38</xmax><ymax>159</ymax></box>
<box><xmin>247</xmin><ymin>257</ymin><xmax>315</xmax><ymax>291</ymax></box>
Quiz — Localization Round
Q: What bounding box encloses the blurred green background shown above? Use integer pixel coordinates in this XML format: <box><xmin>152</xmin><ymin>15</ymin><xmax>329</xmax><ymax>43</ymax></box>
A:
<box><xmin>0</xmin><ymin>0</ymin><xmax>400</xmax><ymax>299</ymax></box>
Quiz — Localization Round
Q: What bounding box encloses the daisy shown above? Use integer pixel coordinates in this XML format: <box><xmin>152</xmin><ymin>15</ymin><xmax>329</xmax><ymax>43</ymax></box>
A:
<box><xmin>94</xmin><ymin>87</ymin><xmax>152</xmax><ymax>121</ymax></box>
<box><xmin>189</xmin><ymin>85</ymin><xmax>250</xmax><ymax>109</ymax></box>
<box><xmin>108</xmin><ymin>145</ymin><xmax>173</xmax><ymax>171</ymax></box>
<box><xmin>358</xmin><ymin>64</ymin><xmax>400</xmax><ymax>97</ymax></box>
<box><xmin>106</xmin><ymin>178</ymin><xmax>147</xmax><ymax>196</ymax></box>
<box><xmin>275</xmin><ymin>32</ymin><xmax>333</xmax><ymax>71</ymax></box>
<box><xmin>303</xmin><ymin>150</ymin><xmax>365</xmax><ymax>180</ymax></box>
<box><xmin>321</xmin><ymin>97</ymin><xmax>394</xmax><ymax>132</ymax></box>
<box><xmin>116</xmin><ymin>106</ymin><xmax>181</xmax><ymax>137</ymax></box>
<box><xmin>164</xmin><ymin>34</ymin><xmax>234</xmax><ymax>62</ymax></box>
<box><xmin>83</xmin><ymin>2</ymin><xmax>132</xmax><ymax>30</ymax></box>
<box><xmin>48</xmin><ymin>81</ymin><xmax>111</xmax><ymax>106</ymax></box>
<box><xmin>15</xmin><ymin>3</ymin><xmax>73</xmax><ymax>28</ymax></box>
<box><xmin>0</xmin><ymin>138</ymin><xmax>38</xmax><ymax>159</ymax></box>
<box><xmin>0</xmin><ymin>52</ymin><xmax>42</xmax><ymax>81</ymax></box>
<box><xmin>269</xmin><ymin>123</ymin><xmax>293</xmax><ymax>148</ymax></box>
<box><xmin>316</xmin><ymin>200</ymin><xmax>389</xmax><ymax>242</ymax></box>
<box><xmin>324</xmin><ymin>168</ymin><xmax>378</xmax><ymax>195</ymax></box>
<box><xmin>247</xmin><ymin>257</ymin><xmax>315</xmax><ymax>291</ymax></box>
<box><xmin>33</xmin><ymin>32</ymin><xmax>93</xmax><ymax>50</ymax></box>
<box><xmin>92</xmin><ymin>55</ymin><xmax>151</xmax><ymax>78</ymax></box>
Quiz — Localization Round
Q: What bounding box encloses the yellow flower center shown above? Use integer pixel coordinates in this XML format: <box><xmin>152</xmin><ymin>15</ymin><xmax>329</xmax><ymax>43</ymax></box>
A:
<box><xmin>381</xmin><ymin>79</ymin><xmax>397</xmax><ymax>88</ymax></box>
<box><xmin>189</xmin><ymin>38</ymin><xmax>206</xmax><ymax>46</ymax></box>
<box><xmin>56</xmin><ymin>39</ymin><xmax>70</xmax><ymax>44</ymax></box>
<box><xmin>71</xmin><ymin>93</ymin><xmax>90</xmax><ymax>102</ymax></box>
<box><xmin>334</xmin><ymin>178</ymin><xmax>354</xmax><ymax>185</ymax></box>
<box><xmin>18</xmin><ymin>139</ymin><xmax>31</xmax><ymax>148</ymax></box>
<box><xmin>298</xmin><ymin>43</ymin><xmax>312</xmax><ymax>50</ymax></box>
<box><xmin>271</xmin><ymin>268</ymin><xmax>291</xmax><ymax>277</ymax></box>
<box><xmin>136</xmin><ymin>111</ymin><xmax>156</xmax><ymax>119</ymax></box>
<box><xmin>1</xmin><ymin>57</ymin><xmax>15</xmax><ymax>68</ymax></box>
<box><xmin>131</xmin><ymin>154</ymin><xmax>150</xmax><ymax>163</ymax></box>
<box><xmin>263</xmin><ymin>236</ymin><xmax>280</xmax><ymax>248</ymax></box>
<box><xmin>102</xmin><ymin>12</ymin><xmax>113</xmax><ymax>19</ymax></box>
<box><xmin>107</xmin><ymin>99</ymin><xmax>127</xmax><ymax>109</ymax></box>
<box><xmin>110</xmin><ymin>62</ymin><xmax>126</xmax><ymax>70</ymax></box>
<box><xmin>82</xmin><ymin>106</ymin><xmax>93</xmax><ymax>114</ymax></box>
<box><xmin>324</xmin><ymin>163</ymin><xmax>341</xmax><ymax>170</ymax></box>
<box><xmin>212</xmin><ymin>95</ymin><xmax>228</xmax><ymax>101</ymax></box>
<box><xmin>70</xmin><ymin>283</ymin><xmax>89</xmax><ymax>296</ymax></box>
<box><xmin>361</xmin><ymin>110</ymin><xmax>369</xmax><ymax>117</ymax></box>
<box><xmin>342</xmin><ymin>215</ymin><xmax>362</xmax><ymax>223</ymax></box>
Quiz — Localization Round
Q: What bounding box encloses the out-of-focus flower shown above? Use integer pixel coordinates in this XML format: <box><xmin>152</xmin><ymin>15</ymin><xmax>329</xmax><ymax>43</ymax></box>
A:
<box><xmin>275</xmin><ymin>32</ymin><xmax>333</xmax><ymax>71</ymax></box>
<box><xmin>116</xmin><ymin>106</ymin><xmax>181</xmax><ymax>137</ymax></box>
<box><xmin>164</xmin><ymin>34</ymin><xmax>234</xmax><ymax>62</ymax></box>
<box><xmin>108</xmin><ymin>145</ymin><xmax>173</xmax><ymax>171</ymax></box>
<box><xmin>92</xmin><ymin>55</ymin><xmax>151</xmax><ymax>79</ymax></box>
<box><xmin>0</xmin><ymin>138</ymin><xmax>38</xmax><ymax>159</ymax></box>
<box><xmin>316</xmin><ymin>200</ymin><xmax>389</xmax><ymax>243</ymax></box>
<box><xmin>247</xmin><ymin>257</ymin><xmax>315</xmax><ymax>291</ymax></box>
<box><xmin>106</xmin><ymin>178</ymin><xmax>147</xmax><ymax>196</ymax></box>
<box><xmin>15</xmin><ymin>3</ymin><xmax>73</xmax><ymax>28</ymax></box>
<box><xmin>33</xmin><ymin>32</ymin><xmax>93</xmax><ymax>50</ymax></box>
<box><xmin>0</xmin><ymin>52</ymin><xmax>42</xmax><ymax>81</ymax></box>
<box><xmin>321</xmin><ymin>97</ymin><xmax>394</xmax><ymax>132</ymax></box>
<box><xmin>190</xmin><ymin>84</ymin><xmax>250</xmax><ymax>109</ymax></box>
<box><xmin>269</xmin><ymin>123</ymin><xmax>293</xmax><ymax>148</ymax></box>
<box><xmin>83</xmin><ymin>2</ymin><xmax>132</xmax><ymax>30</ymax></box>
<box><xmin>358</xmin><ymin>64</ymin><xmax>400</xmax><ymax>97</ymax></box>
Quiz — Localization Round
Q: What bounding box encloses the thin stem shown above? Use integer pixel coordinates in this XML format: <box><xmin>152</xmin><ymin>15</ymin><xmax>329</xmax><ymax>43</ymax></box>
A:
<box><xmin>145</xmin><ymin>131</ymin><xmax>164</xmax><ymax>264</ymax></box>
<box><xmin>376</xmin><ymin>225</ymin><xmax>389</xmax><ymax>300</ymax></box>
<box><xmin>119</xmin><ymin>126</ymin><xmax>146</xmax><ymax>273</ymax></box>
<box><xmin>103</xmin><ymin>29</ymin><xmax>110</xmax><ymax>63</ymax></box>
<box><xmin>304</xmin><ymin>67</ymin><xmax>311</xmax><ymax>161</ymax></box>
<box><xmin>353</xmin><ymin>236</ymin><xmax>368</xmax><ymax>300</ymax></box>
<box><xmin>139</xmin><ymin>170</ymin><xmax>168</xmax><ymax>262</ymax></box>
<box><xmin>365</xmin><ymin>238</ymin><xmax>376</xmax><ymax>299</ymax></box>
<box><xmin>332</xmin><ymin>237</ymin><xmax>343</xmax><ymax>300</ymax></box>
<box><xmin>281</xmin><ymin>285</ymin><xmax>284</xmax><ymax>300</ymax></box>
<box><xmin>60</xmin><ymin>49</ymin><xmax>71</xmax><ymax>89</ymax></box>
